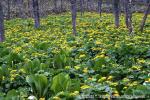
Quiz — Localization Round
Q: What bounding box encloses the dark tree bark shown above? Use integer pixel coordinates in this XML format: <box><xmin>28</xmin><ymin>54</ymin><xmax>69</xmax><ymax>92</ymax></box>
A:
<box><xmin>54</xmin><ymin>0</ymin><xmax>58</xmax><ymax>12</ymax></box>
<box><xmin>17</xmin><ymin>0</ymin><xmax>24</xmax><ymax>18</ymax></box>
<box><xmin>113</xmin><ymin>0</ymin><xmax>120</xmax><ymax>28</ymax></box>
<box><xmin>80</xmin><ymin>0</ymin><xmax>84</xmax><ymax>16</ymax></box>
<box><xmin>61</xmin><ymin>0</ymin><xmax>63</xmax><ymax>11</ymax></box>
<box><xmin>91</xmin><ymin>0</ymin><xmax>94</xmax><ymax>11</ymax></box>
<box><xmin>124</xmin><ymin>0</ymin><xmax>133</xmax><ymax>33</ymax></box>
<box><xmin>28</xmin><ymin>0</ymin><xmax>32</xmax><ymax>17</ymax></box>
<box><xmin>87</xmin><ymin>0</ymin><xmax>92</xmax><ymax>11</ymax></box>
<box><xmin>98</xmin><ymin>0</ymin><xmax>102</xmax><ymax>21</ymax></box>
<box><xmin>140</xmin><ymin>3</ymin><xmax>150</xmax><ymax>32</ymax></box>
<box><xmin>0</xmin><ymin>2</ymin><xmax>4</xmax><ymax>42</ymax></box>
<box><xmin>105</xmin><ymin>0</ymin><xmax>110</xmax><ymax>13</ymax></box>
<box><xmin>87</xmin><ymin>0</ymin><xmax>89</xmax><ymax>11</ymax></box>
<box><xmin>32</xmin><ymin>0</ymin><xmax>40</xmax><ymax>28</ymax></box>
<box><xmin>70</xmin><ymin>0</ymin><xmax>77</xmax><ymax>35</ymax></box>
<box><xmin>7</xmin><ymin>0</ymin><xmax>11</xmax><ymax>19</ymax></box>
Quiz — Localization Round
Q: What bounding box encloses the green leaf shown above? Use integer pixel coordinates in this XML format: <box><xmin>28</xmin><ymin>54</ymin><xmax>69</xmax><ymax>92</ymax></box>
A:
<box><xmin>26</xmin><ymin>74</ymin><xmax>49</xmax><ymax>98</ymax></box>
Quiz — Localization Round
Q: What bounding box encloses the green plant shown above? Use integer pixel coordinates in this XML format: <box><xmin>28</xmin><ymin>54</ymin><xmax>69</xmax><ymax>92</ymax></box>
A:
<box><xmin>53</xmin><ymin>50</ymin><xmax>73</xmax><ymax>69</ymax></box>
<box><xmin>24</xmin><ymin>59</ymin><xmax>48</xmax><ymax>74</ymax></box>
<box><xmin>51</xmin><ymin>73</ymin><xmax>80</xmax><ymax>94</ymax></box>
<box><xmin>26</xmin><ymin>74</ymin><xmax>50</xmax><ymax>99</ymax></box>
<box><xmin>3</xmin><ymin>88</ymin><xmax>27</xmax><ymax>100</ymax></box>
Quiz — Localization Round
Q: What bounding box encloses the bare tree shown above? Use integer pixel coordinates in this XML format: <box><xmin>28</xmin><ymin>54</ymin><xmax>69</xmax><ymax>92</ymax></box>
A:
<box><xmin>7</xmin><ymin>0</ymin><xmax>11</xmax><ymax>19</ymax></box>
<box><xmin>70</xmin><ymin>0</ymin><xmax>77</xmax><ymax>35</ymax></box>
<box><xmin>54</xmin><ymin>0</ymin><xmax>58</xmax><ymax>12</ymax></box>
<box><xmin>61</xmin><ymin>0</ymin><xmax>63</xmax><ymax>11</ymax></box>
<box><xmin>124</xmin><ymin>0</ymin><xmax>133</xmax><ymax>33</ymax></box>
<box><xmin>98</xmin><ymin>0</ymin><xmax>102</xmax><ymax>21</ymax></box>
<box><xmin>32</xmin><ymin>0</ymin><xmax>40</xmax><ymax>28</ymax></box>
<box><xmin>113</xmin><ymin>0</ymin><xmax>120</xmax><ymax>28</ymax></box>
<box><xmin>0</xmin><ymin>2</ymin><xmax>4</xmax><ymax>42</ymax></box>
<box><xmin>140</xmin><ymin>2</ymin><xmax>150</xmax><ymax>32</ymax></box>
<box><xmin>80</xmin><ymin>0</ymin><xmax>84</xmax><ymax>16</ymax></box>
<box><xmin>87</xmin><ymin>0</ymin><xmax>93</xmax><ymax>11</ymax></box>
<box><xmin>17</xmin><ymin>0</ymin><xmax>24</xmax><ymax>18</ymax></box>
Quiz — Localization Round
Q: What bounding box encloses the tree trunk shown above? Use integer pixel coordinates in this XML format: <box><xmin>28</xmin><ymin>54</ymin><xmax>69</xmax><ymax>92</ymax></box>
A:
<box><xmin>87</xmin><ymin>0</ymin><xmax>89</xmax><ymax>11</ymax></box>
<box><xmin>54</xmin><ymin>0</ymin><xmax>58</xmax><ymax>12</ymax></box>
<box><xmin>91</xmin><ymin>0</ymin><xmax>94</xmax><ymax>11</ymax></box>
<box><xmin>28</xmin><ymin>0</ymin><xmax>32</xmax><ymax>17</ymax></box>
<box><xmin>0</xmin><ymin>2</ymin><xmax>4</xmax><ymax>42</ymax></box>
<box><xmin>140</xmin><ymin>3</ymin><xmax>150</xmax><ymax>32</ymax></box>
<box><xmin>80</xmin><ymin>0</ymin><xmax>84</xmax><ymax>16</ymax></box>
<box><xmin>87</xmin><ymin>0</ymin><xmax>92</xmax><ymax>11</ymax></box>
<box><xmin>7</xmin><ymin>0</ymin><xmax>11</xmax><ymax>19</ymax></box>
<box><xmin>61</xmin><ymin>0</ymin><xmax>63</xmax><ymax>11</ymax></box>
<box><xmin>17</xmin><ymin>0</ymin><xmax>24</xmax><ymax>18</ymax></box>
<box><xmin>113</xmin><ymin>0</ymin><xmax>120</xmax><ymax>28</ymax></box>
<box><xmin>124</xmin><ymin>0</ymin><xmax>133</xmax><ymax>33</ymax></box>
<box><xmin>70</xmin><ymin>0</ymin><xmax>77</xmax><ymax>35</ymax></box>
<box><xmin>98</xmin><ymin>0</ymin><xmax>102</xmax><ymax>21</ymax></box>
<box><xmin>32</xmin><ymin>0</ymin><xmax>40</xmax><ymax>28</ymax></box>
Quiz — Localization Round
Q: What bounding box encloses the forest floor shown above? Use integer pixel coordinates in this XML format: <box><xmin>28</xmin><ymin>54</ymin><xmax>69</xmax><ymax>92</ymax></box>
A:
<box><xmin>0</xmin><ymin>12</ymin><xmax>150</xmax><ymax>99</ymax></box>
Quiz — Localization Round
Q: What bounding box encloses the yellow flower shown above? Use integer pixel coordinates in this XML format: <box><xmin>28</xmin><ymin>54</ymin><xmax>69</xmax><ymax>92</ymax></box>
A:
<box><xmin>113</xmin><ymin>93</ymin><xmax>120</xmax><ymax>97</ymax></box>
<box><xmin>99</xmin><ymin>54</ymin><xmax>105</xmax><ymax>58</ymax></box>
<box><xmin>132</xmin><ymin>81</ymin><xmax>138</xmax><ymax>86</ymax></box>
<box><xmin>137</xmin><ymin>59</ymin><xmax>145</xmax><ymax>64</ymax></box>
<box><xmin>19</xmin><ymin>68</ymin><xmax>26</xmax><ymax>74</ymax></box>
<box><xmin>107</xmin><ymin>76</ymin><xmax>113</xmax><ymax>80</ymax></box>
<box><xmin>94</xmin><ymin>54</ymin><xmax>105</xmax><ymax>60</ymax></box>
<box><xmin>95</xmin><ymin>41</ymin><xmax>101</xmax><ymax>45</ymax></box>
<box><xmin>83</xmin><ymin>68</ymin><xmax>88</xmax><ymax>73</ymax></box>
<box><xmin>70</xmin><ymin>91</ymin><xmax>79</xmax><ymax>96</ymax></box>
<box><xmin>131</xmin><ymin>65</ymin><xmax>141</xmax><ymax>70</ymax></box>
<box><xmin>79</xmin><ymin>54</ymin><xmax>86</xmax><ymax>58</ymax></box>
<box><xmin>145</xmin><ymin>78</ymin><xmax>150</xmax><ymax>82</ymax></box>
<box><xmin>122</xmin><ymin>78</ymin><xmax>130</xmax><ymax>83</ymax></box>
<box><xmin>14</xmin><ymin>47</ymin><xmax>22</xmax><ymax>53</ymax></box>
<box><xmin>89</xmin><ymin>38</ymin><xmax>93</xmax><ymax>41</ymax></box>
<box><xmin>81</xmin><ymin>85</ymin><xmax>91</xmax><ymax>90</ymax></box>
<box><xmin>88</xmin><ymin>77</ymin><xmax>93</xmax><ymax>80</ymax></box>
<box><xmin>10</xmin><ymin>70</ymin><xmax>17</xmax><ymax>74</ymax></box>
<box><xmin>2</xmin><ymin>76</ymin><xmax>5</xmax><ymax>80</ymax></box>
<box><xmin>39</xmin><ymin>98</ymin><xmax>45</xmax><ymax>100</ymax></box>
<box><xmin>123</xmin><ymin>86</ymin><xmax>127</xmax><ymax>89</ymax></box>
<box><xmin>113</xmin><ymin>91</ymin><xmax>119</xmax><ymax>96</ymax></box>
<box><xmin>10</xmin><ymin>77</ymin><xmax>15</xmax><ymax>81</ymax></box>
<box><xmin>53</xmin><ymin>96</ymin><xmax>61</xmax><ymax>100</ymax></box>
<box><xmin>110</xmin><ymin>82</ymin><xmax>118</xmax><ymax>86</ymax></box>
<box><xmin>65</xmin><ymin>66</ymin><xmax>71</xmax><ymax>69</ymax></box>
<box><xmin>74</xmin><ymin>66</ymin><xmax>80</xmax><ymax>70</ymax></box>
<box><xmin>98</xmin><ymin>77</ymin><xmax>107</xmax><ymax>82</ymax></box>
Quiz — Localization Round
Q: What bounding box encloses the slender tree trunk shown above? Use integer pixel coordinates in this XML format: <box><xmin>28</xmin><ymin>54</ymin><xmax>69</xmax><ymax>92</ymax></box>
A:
<box><xmin>0</xmin><ymin>2</ymin><xmax>4</xmax><ymax>42</ymax></box>
<box><xmin>17</xmin><ymin>0</ymin><xmax>24</xmax><ymax>18</ymax></box>
<box><xmin>7</xmin><ymin>0</ymin><xmax>11</xmax><ymax>19</ymax></box>
<box><xmin>87</xmin><ymin>0</ymin><xmax>92</xmax><ymax>11</ymax></box>
<box><xmin>98</xmin><ymin>0</ymin><xmax>102</xmax><ymax>21</ymax></box>
<box><xmin>106</xmin><ymin>0</ymin><xmax>110</xmax><ymax>13</ymax></box>
<box><xmin>28</xmin><ymin>0</ymin><xmax>32</xmax><ymax>17</ymax></box>
<box><xmin>80</xmin><ymin>0</ymin><xmax>84</xmax><ymax>16</ymax></box>
<box><xmin>140</xmin><ymin>3</ymin><xmax>150</xmax><ymax>32</ymax></box>
<box><xmin>91</xmin><ymin>0</ymin><xmax>94</xmax><ymax>11</ymax></box>
<box><xmin>87</xmin><ymin>0</ymin><xmax>89</xmax><ymax>11</ymax></box>
<box><xmin>70</xmin><ymin>0</ymin><xmax>77</xmax><ymax>35</ymax></box>
<box><xmin>113</xmin><ymin>0</ymin><xmax>120</xmax><ymax>28</ymax></box>
<box><xmin>32</xmin><ymin>0</ymin><xmax>40</xmax><ymax>28</ymax></box>
<box><xmin>124</xmin><ymin>0</ymin><xmax>133</xmax><ymax>33</ymax></box>
<box><xmin>54</xmin><ymin>0</ymin><xmax>57</xmax><ymax>12</ymax></box>
<box><xmin>61</xmin><ymin>0</ymin><xmax>63</xmax><ymax>11</ymax></box>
